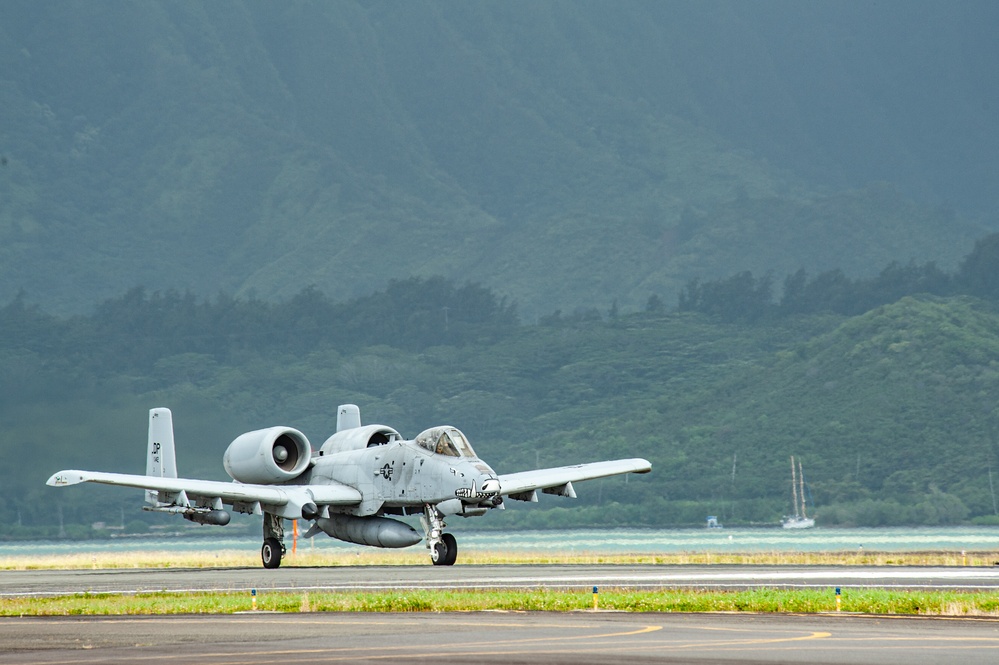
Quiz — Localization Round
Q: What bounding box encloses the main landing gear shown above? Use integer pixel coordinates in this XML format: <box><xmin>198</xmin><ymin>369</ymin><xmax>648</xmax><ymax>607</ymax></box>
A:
<box><xmin>261</xmin><ymin>512</ymin><xmax>286</xmax><ymax>569</ymax></box>
<box><xmin>422</xmin><ymin>505</ymin><xmax>458</xmax><ymax>566</ymax></box>
<box><xmin>259</xmin><ymin>508</ymin><xmax>459</xmax><ymax>568</ymax></box>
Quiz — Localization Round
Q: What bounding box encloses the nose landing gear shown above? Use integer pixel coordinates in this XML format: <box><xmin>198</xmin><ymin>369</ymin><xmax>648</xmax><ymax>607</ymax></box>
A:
<box><xmin>431</xmin><ymin>532</ymin><xmax>458</xmax><ymax>566</ymax></box>
<box><xmin>422</xmin><ymin>505</ymin><xmax>458</xmax><ymax>566</ymax></box>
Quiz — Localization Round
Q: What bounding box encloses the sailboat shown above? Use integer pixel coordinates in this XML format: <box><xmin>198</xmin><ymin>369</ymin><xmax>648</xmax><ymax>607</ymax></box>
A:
<box><xmin>782</xmin><ymin>455</ymin><xmax>815</xmax><ymax>529</ymax></box>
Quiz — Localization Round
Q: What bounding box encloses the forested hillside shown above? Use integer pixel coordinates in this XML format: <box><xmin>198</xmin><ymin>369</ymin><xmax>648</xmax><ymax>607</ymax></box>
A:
<box><xmin>3</xmin><ymin>235</ymin><xmax>999</xmax><ymax>537</ymax></box>
<box><xmin>1</xmin><ymin>1</ymin><xmax>995</xmax><ymax>317</ymax></box>
<box><xmin>2</xmin><ymin>2</ymin><xmax>998</xmax><ymax>537</ymax></box>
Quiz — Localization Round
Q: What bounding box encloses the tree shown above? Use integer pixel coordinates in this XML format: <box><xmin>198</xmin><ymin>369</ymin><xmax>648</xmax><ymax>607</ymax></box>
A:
<box><xmin>957</xmin><ymin>232</ymin><xmax>999</xmax><ymax>301</ymax></box>
<box><xmin>678</xmin><ymin>272</ymin><xmax>773</xmax><ymax>322</ymax></box>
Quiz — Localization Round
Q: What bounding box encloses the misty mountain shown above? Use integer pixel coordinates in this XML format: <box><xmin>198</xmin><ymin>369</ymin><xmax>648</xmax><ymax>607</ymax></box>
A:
<box><xmin>1</xmin><ymin>1</ymin><xmax>995</xmax><ymax>317</ymax></box>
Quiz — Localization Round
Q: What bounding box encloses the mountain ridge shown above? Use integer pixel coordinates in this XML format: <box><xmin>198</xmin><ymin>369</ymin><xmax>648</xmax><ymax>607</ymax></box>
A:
<box><xmin>1</xmin><ymin>1</ymin><xmax>995</xmax><ymax>316</ymax></box>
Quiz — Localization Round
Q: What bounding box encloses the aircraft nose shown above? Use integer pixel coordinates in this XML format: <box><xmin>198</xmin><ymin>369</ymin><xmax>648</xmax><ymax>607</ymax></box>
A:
<box><xmin>480</xmin><ymin>478</ymin><xmax>501</xmax><ymax>495</ymax></box>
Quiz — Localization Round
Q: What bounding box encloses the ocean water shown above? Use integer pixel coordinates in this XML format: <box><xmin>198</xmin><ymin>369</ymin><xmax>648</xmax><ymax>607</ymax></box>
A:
<box><xmin>2</xmin><ymin>526</ymin><xmax>997</xmax><ymax>558</ymax></box>
<box><xmin>461</xmin><ymin>527</ymin><xmax>999</xmax><ymax>553</ymax></box>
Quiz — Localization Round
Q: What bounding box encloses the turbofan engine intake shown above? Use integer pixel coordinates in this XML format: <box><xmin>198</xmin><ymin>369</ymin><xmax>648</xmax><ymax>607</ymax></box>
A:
<box><xmin>223</xmin><ymin>426</ymin><xmax>311</xmax><ymax>484</ymax></box>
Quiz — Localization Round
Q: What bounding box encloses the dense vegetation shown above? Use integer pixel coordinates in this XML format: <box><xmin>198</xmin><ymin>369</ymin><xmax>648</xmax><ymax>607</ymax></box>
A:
<box><xmin>3</xmin><ymin>236</ymin><xmax>999</xmax><ymax>538</ymax></box>
<box><xmin>679</xmin><ymin>232</ymin><xmax>999</xmax><ymax>321</ymax></box>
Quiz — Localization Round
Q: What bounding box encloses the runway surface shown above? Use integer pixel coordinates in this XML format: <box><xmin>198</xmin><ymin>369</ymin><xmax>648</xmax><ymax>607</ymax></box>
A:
<box><xmin>3</xmin><ymin>563</ymin><xmax>999</xmax><ymax>597</ymax></box>
<box><xmin>3</xmin><ymin>565</ymin><xmax>999</xmax><ymax>664</ymax></box>
<box><xmin>2</xmin><ymin>611</ymin><xmax>998</xmax><ymax>665</ymax></box>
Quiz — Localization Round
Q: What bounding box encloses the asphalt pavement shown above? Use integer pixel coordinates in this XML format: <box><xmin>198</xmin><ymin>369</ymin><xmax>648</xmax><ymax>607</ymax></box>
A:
<box><xmin>2</xmin><ymin>611</ymin><xmax>998</xmax><ymax>664</ymax></box>
<box><xmin>4</xmin><ymin>563</ymin><xmax>999</xmax><ymax>597</ymax></box>
<box><xmin>3</xmin><ymin>564</ymin><xmax>999</xmax><ymax>664</ymax></box>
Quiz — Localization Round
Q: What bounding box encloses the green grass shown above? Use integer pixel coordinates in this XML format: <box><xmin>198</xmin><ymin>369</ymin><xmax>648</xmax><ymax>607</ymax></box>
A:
<box><xmin>4</xmin><ymin>588</ymin><xmax>999</xmax><ymax>617</ymax></box>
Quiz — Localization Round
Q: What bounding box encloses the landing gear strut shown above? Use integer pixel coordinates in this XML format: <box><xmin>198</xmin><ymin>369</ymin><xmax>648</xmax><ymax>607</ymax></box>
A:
<box><xmin>261</xmin><ymin>512</ymin><xmax>286</xmax><ymax>569</ymax></box>
<box><xmin>422</xmin><ymin>505</ymin><xmax>458</xmax><ymax>566</ymax></box>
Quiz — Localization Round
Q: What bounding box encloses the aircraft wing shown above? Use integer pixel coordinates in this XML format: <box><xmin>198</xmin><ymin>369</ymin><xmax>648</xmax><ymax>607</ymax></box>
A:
<box><xmin>46</xmin><ymin>470</ymin><xmax>361</xmax><ymax>517</ymax></box>
<box><xmin>498</xmin><ymin>457</ymin><xmax>651</xmax><ymax>499</ymax></box>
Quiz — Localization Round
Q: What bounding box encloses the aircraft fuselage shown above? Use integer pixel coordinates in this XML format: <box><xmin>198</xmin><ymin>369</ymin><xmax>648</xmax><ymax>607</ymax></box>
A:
<box><xmin>304</xmin><ymin>441</ymin><xmax>500</xmax><ymax>517</ymax></box>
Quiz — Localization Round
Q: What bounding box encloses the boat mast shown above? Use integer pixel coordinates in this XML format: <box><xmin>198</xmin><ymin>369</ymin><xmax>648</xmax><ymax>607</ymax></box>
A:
<box><xmin>798</xmin><ymin>459</ymin><xmax>807</xmax><ymax>519</ymax></box>
<box><xmin>790</xmin><ymin>455</ymin><xmax>799</xmax><ymax>518</ymax></box>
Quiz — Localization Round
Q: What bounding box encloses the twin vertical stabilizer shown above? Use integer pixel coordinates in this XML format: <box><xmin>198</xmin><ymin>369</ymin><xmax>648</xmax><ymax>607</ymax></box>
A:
<box><xmin>146</xmin><ymin>407</ymin><xmax>177</xmax><ymax>505</ymax></box>
<box><xmin>336</xmin><ymin>404</ymin><xmax>361</xmax><ymax>432</ymax></box>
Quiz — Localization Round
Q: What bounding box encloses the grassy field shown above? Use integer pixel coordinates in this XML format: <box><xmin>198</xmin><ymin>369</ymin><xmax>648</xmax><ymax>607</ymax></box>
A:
<box><xmin>3</xmin><ymin>587</ymin><xmax>999</xmax><ymax>617</ymax></box>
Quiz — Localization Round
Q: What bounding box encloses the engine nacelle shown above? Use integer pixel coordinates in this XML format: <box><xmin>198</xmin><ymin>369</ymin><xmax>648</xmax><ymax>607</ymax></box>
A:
<box><xmin>223</xmin><ymin>427</ymin><xmax>311</xmax><ymax>484</ymax></box>
<box><xmin>319</xmin><ymin>424</ymin><xmax>402</xmax><ymax>456</ymax></box>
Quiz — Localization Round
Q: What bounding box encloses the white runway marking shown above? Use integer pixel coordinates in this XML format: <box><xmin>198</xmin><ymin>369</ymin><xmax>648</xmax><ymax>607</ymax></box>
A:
<box><xmin>6</xmin><ymin>565</ymin><xmax>999</xmax><ymax>598</ymax></box>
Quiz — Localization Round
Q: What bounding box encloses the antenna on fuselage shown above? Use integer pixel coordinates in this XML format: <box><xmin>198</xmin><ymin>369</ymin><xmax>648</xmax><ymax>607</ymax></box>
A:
<box><xmin>336</xmin><ymin>404</ymin><xmax>361</xmax><ymax>432</ymax></box>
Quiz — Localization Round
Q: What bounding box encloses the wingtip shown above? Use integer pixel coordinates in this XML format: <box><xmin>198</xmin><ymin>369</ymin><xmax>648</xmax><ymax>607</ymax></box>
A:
<box><xmin>622</xmin><ymin>458</ymin><xmax>652</xmax><ymax>474</ymax></box>
<box><xmin>46</xmin><ymin>471</ymin><xmax>87</xmax><ymax>487</ymax></box>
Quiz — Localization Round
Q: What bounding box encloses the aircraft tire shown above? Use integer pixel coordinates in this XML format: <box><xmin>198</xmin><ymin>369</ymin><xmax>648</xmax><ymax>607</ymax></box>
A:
<box><xmin>431</xmin><ymin>541</ymin><xmax>448</xmax><ymax>565</ymax></box>
<box><xmin>441</xmin><ymin>533</ymin><xmax>458</xmax><ymax>565</ymax></box>
<box><xmin>261</xmin><ymin>537</ymin><xmax>283</xmax><ymax>569</ymax></box>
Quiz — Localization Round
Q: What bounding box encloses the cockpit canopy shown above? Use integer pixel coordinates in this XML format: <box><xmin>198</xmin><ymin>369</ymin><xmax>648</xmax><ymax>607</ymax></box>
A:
<box><xmin>414</xmin><ymin>426</ymin><xmax>478</xmax><ymax>458</ymax></box>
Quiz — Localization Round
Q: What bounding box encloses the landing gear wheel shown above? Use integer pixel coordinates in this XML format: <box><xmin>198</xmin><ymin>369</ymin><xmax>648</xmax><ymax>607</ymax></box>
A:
<box><xmin>441</xmin><ymin>533</ymin><xmax>458</xmax><ymax>566</ymax></box>
<box><xmin>261</xmin><ymin>537</ymin><xmax>283</xmax><ymax>569</ymax></box>
<box><xmin>431</xmin><ymin>541</ymin><xmax>448</xmax><ymax>565</ymax></box>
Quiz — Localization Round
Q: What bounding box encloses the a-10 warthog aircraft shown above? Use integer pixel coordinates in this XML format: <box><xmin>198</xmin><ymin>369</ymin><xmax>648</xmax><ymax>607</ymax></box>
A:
<box><xmin>47</xmin><ymin>405</ymin><xmax>652</xmax><ymax>567</ymax></box>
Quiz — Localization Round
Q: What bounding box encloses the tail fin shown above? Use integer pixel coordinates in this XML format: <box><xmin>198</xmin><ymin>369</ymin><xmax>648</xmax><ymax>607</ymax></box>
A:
<box><xmin>336</xmin><ymin>404</ymin><xmax>361</xmax><ymax>432</ymax></box>
<box><xmin>146</xmin><ymin>408</ymin><xmax>177</xmax><ymax>505</ymax></box>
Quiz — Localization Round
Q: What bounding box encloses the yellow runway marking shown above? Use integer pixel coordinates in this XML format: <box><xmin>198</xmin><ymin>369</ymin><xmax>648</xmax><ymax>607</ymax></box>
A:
<box><xmin>17</xmin><ymin>620</ymin><xmax>664</xmax><ymax>665</ymax></box>
<box><xmin>17</xmin><ymin>616</ymin><xmax>999</xmax><ymax>665</ymax></box>
<box><xmin>181</xmin><ymin>630</ymin><xmax>830</xmax><ymax>664</ymax></box>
